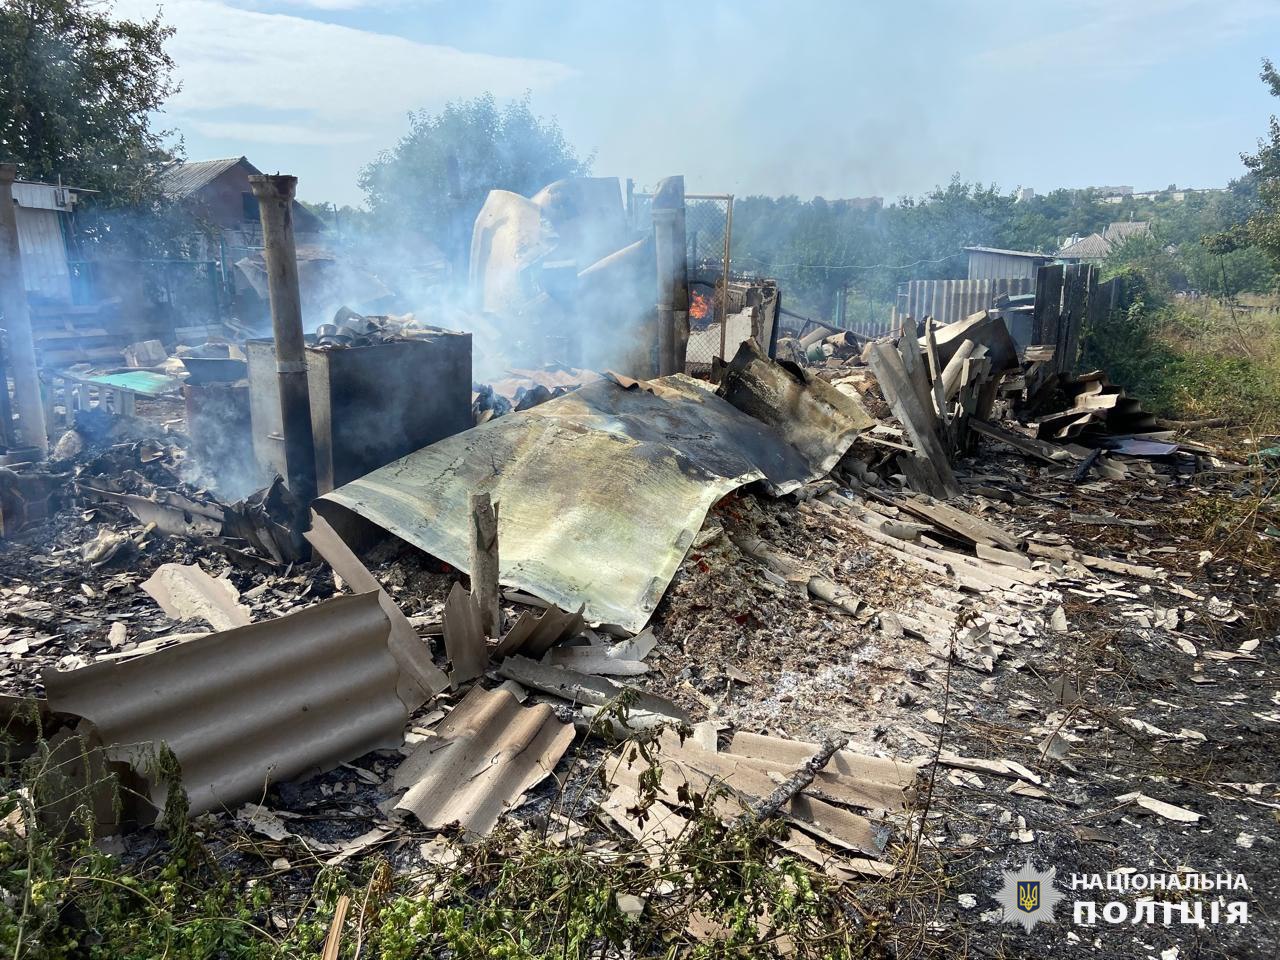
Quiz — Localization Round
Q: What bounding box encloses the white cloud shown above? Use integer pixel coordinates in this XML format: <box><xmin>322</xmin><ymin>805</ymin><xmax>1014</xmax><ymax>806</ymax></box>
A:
<box><xmin>227</xmin><ymin>0</ymin><xmax>419</xmax><ymax>10</ymax></box>
<box><xmin>114</xmin><ymin>0</ymin><xmax>574</xmax><ymax>138</ymax></box>
<box><xmin>186</xmin><ymin>119</ymin><xmax>375</xmax><ymax>144</ymax></box>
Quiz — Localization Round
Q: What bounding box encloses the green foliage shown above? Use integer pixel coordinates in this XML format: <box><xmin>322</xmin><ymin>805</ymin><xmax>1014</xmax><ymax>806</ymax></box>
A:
<box><xmin>359</xmin><ymin>93</ymin><xmax>589</xmax><ymax>250</ymax></box>
<box><xmin>1239</xmin><ymin>58</ymin><xmax>1280</xmax><ymax>269</ymax></box>
<box><xmin>731</xmin><ymin>173</ymin><xmax>1278</xmax><ymax>323</ymax></box>
<box><xmin>0</xmin><ymin>727</ymin><xmax>326</xmax><ymax>960</ymax></box>
<box><xmin>0</xmin><ymin>0</ymin><xmax>179</xmax><ymax>204</ymax></box>
<box><xmin>0</xmin><ymin>704</ymin><xmax>881</xmax><ymax>960</ymax></box>
<box><xmin>1082</xmin><ymin>294</ymin><xmax>1280</xmax><ymax>425</ymax></box>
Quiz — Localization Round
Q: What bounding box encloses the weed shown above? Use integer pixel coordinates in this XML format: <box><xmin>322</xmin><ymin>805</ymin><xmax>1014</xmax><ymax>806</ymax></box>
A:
<box><xmin>0</xmin><ymin>702</ymin><xmax>897</xmax><ymax>959</ymax></box>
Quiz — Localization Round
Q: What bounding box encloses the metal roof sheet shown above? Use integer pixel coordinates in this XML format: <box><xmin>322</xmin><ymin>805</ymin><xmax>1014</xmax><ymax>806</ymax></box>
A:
<box><xmin>157</xmin><ymin>157</ymin><xmax>254</xmax><ymax>199</ymax></box>
<box><xmin>318</xmin><ymin>342</ymin><xmax>873</xmax><ymax>631</ymax></box>
<box><xmin>963</xmin><ymin>246</ymin><xmax>1051</xmax><ymax>259</ymax></box>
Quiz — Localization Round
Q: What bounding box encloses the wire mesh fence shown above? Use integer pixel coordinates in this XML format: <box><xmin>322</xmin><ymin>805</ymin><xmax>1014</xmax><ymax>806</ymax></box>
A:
<box><xmin>683</xmin><ymin>195</ymin><xmax>732</xmax><ymax>375</ymax></box>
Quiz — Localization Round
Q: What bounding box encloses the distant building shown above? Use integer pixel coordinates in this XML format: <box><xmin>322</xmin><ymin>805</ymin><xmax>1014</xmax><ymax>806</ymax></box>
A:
<box><xmin>157</xmin><ymin>156</ymin><xmax>325</xmax><ymax>257</ymax></box>
<box><xmin>1094</xmin><ymin>185</ymin><xmax>1134</xmax><ymax>202</ymax></box>
<box><xmin>156</xmin><ymin>157</ymin><xmax>328</xmax><ymax>331</ymax></box>
<box><xmin>964</xmin><ymin>246</ymin><xmax>1054</xmax><ymax>281</ymax></box>
<box><xmin>1056</xmin><ymin>221</ymin><xmax>1150</xmax><ymax>262</ymax></box>
<box><xmin>1015</xmin><ymin>187</ymin><xmax>1036</xmax><ymax>203</ymax></box>
<box><xmin>839</xmin><ymin>197</ymin><xmax>883</xmax><ymax>212</ymax></box>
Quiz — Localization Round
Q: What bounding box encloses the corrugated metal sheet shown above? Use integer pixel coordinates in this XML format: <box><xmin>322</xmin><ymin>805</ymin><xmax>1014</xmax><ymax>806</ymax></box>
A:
<box><xmin>893</xmin><ymin>278</ymin><xmax>1034</xmax><ymax>327</ymax></box>
<box><xmin>319</xmin><ymin>345</ymin><xmax>872</xmax><ymax>631</ymax></box>
<box><xmin>15</xmin><ymin>207</ymin><xmax>71</xmax><ymax>301</ymax></box>
<box><xmin>158</xmin><ymin>157</ymin><xmax>252</xmax><ymax>199</ymax></box>
<box><xmin>43</xmin><ymin>592</ymin><xmax>407</xmax><ymax>820</ymax></box>
<box><xmin>12</xmin><ymin>181</ymin><xmax>76</xmax><ymax>211</ymax></box>
<box><xmin>393</xmin><ymin>685</ymin><xmax>574</xmax><ymax>835</ymax></box>
<box><xmin>966</xmin><ymin>250</ymin><xmax>1044</xmax><ymax>281</ymax></box>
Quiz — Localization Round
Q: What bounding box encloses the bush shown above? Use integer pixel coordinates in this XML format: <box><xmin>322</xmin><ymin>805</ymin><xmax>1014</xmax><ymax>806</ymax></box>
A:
<box><xmin>1082</xmin><ymin>296</ymin><xmax>1280</xmax><ymax>425</ymax></box>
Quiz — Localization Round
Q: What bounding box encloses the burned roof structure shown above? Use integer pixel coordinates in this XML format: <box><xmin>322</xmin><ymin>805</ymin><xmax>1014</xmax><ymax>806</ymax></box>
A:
<box><xmin>319</xmin><ymin>340</ymin><xmax>873</xmax><ymax>631</ymax></box>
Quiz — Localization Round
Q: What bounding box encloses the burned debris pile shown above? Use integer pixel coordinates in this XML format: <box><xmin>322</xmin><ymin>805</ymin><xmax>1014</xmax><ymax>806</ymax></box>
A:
<box><xmin>0</xmin><ymin>177</ymin><xmax>1275</xmax><ymax>955</ymax></box>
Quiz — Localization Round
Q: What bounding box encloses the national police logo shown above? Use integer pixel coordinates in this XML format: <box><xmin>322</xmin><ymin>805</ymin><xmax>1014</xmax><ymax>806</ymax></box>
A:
<box><xmin>994</xmin><ymin>860</ymin><xmax>1063</xmax><ymax>932</ymax></box>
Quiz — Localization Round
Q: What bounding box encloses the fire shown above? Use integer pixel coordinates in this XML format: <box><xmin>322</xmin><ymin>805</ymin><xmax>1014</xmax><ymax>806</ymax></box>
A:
<box><xmin>689</xmin><ymin>291</ymin><xmax>710</xmax><ymax>320</ymax></box>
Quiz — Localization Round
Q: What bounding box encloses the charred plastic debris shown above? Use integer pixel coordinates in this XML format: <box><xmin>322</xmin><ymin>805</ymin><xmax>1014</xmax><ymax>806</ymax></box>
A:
<box><xmin>1</xmin><ymin>170</ymin><xmax>1276</xmax><ymax>952</ymax></box>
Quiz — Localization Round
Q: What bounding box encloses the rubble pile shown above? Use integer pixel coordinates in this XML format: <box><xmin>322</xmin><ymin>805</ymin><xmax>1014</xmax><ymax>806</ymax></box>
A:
<box><xmin>0</xmin><ymin>306</ymin><xmax>1276</xmax><ymax>956</ymax></box>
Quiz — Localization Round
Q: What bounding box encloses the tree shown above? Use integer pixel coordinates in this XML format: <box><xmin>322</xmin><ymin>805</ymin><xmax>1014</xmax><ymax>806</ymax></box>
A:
<box><xmin>0</xmin><ymin>0</ymin><xmax>179</xmax><ymax>204</ymax></box>
<box><xmin>1240</xmin><ymin>58</ymin><xmax>1280</xmax><ymax>267</ymax></box>
<box><xmin>359</xmin><ymin>93</ymin><xmax>590</xmax><ymax>253</ymax></box>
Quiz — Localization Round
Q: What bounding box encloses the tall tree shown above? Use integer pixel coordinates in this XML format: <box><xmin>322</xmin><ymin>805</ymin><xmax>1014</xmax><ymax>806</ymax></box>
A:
<box><xmin>0</xmin><ymin>0</ymin><xmax>178</xmax><ymax>203</ymax></box>
<box><xmin>359</xmin><ymin>93</ymin><xmax>589</xmax><ymax>251</ymax></box>
<box><xmin>1239</xmin><ymin>58</ymin><xmax>1280</xmax><ymax>267</ymax></box>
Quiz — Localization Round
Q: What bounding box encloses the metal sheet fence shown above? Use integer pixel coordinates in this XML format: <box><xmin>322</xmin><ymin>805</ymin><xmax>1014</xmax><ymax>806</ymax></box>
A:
<box><xmin>893</xmin><ymin>278</ymin><xmax>1033</xmax><ymax>328</ymax></box>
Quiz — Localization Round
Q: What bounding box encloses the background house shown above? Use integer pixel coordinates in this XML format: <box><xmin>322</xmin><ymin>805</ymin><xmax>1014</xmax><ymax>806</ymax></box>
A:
<box><xmin>157</xmin><ymin>157</ymin><xmax>327</xmax><ymax>331</ymax></box>
<box><xmin>158</xmin><ymin>157</ymin><xmax>325</xmax><ymax>256</ymax></box>
<box><xmin>1057</xmin><ymin>221</ymin><xmax>1151</xmax><ymax>262</ymax></box>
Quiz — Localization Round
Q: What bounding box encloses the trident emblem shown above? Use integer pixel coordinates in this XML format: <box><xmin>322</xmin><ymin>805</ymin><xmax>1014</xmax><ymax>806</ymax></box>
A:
<box><xmin>1017</xmin><ymin>880</ymin><xmax>1041</xmax><ymax>913</ymax></box>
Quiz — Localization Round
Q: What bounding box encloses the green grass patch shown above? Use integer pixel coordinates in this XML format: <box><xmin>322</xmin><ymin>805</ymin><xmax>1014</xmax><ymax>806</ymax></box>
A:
<box><xmin>1082</xmin><ymin>297</ymin><xmax>1280</xmax><ymax>426</ymax></box>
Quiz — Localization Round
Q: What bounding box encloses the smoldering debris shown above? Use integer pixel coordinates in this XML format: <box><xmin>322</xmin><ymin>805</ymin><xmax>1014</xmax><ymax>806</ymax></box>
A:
<box><xmin>1</xmin><ymin>167</ymin><xmax>1277</xmax><ymax>959</ymax></box>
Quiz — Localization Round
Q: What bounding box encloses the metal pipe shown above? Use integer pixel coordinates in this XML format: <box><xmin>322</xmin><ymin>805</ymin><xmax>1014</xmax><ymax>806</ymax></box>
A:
<box><xmin>671</xmin><ymin>186</ymin><xmax>689</xmax><ymax>373</ymax></box>
<box><xmin>652</xmin><ymin>175</ymin><xmax>684</xmax><ymax>377</ymax></box>
<box><xmin>718</xmin><ymin>195</ymin><xmax>734</xmax><ymax>367</ymax></box>
<box><xmin>0</xmin><ymin>164</ymin><xmax>49</xmax><ymax>456</ymax></box>
<box><xmin>248</xmin><ymin>174</ymin><xmax>316</xmax><ymax>505</ymax></box>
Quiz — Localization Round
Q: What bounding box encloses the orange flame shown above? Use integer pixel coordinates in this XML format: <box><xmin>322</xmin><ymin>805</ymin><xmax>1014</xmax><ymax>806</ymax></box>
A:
<box><xmin>690</xmin><ymin>291</ymin><xmax>710</xmax><ymax>320</ymax></box>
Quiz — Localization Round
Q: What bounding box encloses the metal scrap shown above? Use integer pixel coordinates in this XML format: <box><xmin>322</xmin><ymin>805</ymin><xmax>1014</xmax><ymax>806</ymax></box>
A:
<box><xmin>319</xmin><ymin>347</ymin><xmax>872</xmax><ymax>631</ymax></box>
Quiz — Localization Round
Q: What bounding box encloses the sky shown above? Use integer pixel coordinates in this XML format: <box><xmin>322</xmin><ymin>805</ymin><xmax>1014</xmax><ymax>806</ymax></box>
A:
<box><xmin>111</xmin><ymin>0</ymin><xmax>1280</xmax><ymax>208</ymax></box>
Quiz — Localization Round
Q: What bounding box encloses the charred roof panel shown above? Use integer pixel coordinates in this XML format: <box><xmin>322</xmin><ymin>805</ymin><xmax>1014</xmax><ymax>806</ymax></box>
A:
<box><xmin>319</xmin><ymin>345</ymin><xmax>871</xmax><ymax>631</ymax></box>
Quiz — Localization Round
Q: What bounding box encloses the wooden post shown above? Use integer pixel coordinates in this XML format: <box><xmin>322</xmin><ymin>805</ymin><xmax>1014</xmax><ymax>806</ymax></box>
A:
<box><xmin>1032</xmin><ymin>263</ymin><xmax>1064</xmax><ymax>348</ymax></box>
<box><xmin>468</xmin><ymin>492</ymin><xmax>501</xmax><ymax>638</ymax></box>
<box><xmin>924</xmin><ymin>318</ymin><xmax>946</xmax><ymax>418</ymax></box>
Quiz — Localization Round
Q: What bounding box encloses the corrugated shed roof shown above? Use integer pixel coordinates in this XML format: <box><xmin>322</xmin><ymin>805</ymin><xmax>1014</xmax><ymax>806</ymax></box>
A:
<box><xmin>158</xmin><ymin>157</ymin><xmax>255</xmax><ymax>199</ymax></box>
<box><xmin>963</xmin><ymin>246</ymin><xmax>1051</xmax><ymax>259</ymax></box>
<box><xmin>1058</xmin><ymin>222</ymin><xmax>1151</xmax><ymax>260</ymax></box>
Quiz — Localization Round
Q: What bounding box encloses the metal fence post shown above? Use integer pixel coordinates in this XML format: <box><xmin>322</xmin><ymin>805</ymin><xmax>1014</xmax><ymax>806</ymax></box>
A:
<box><xmin>718</xmin><ymin>195</ymin><xmax>734</xmax><ymax>366</ymax></box>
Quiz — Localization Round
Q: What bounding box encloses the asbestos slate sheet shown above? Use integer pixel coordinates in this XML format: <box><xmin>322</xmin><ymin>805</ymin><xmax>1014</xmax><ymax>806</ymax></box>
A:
<box><xmin>393</xmin><ymin>685</ymin><xmax>574</xmax><ymax>835</ymax></box>
<box><xmin>43</xmin><ymin>592</ymin><xmax>406</xmax><ymax>820</ymax></box>
<box><xmin>319</xmin><ymin>347</ymin><xmax>871</xmax><ymax>631</ymax></box>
